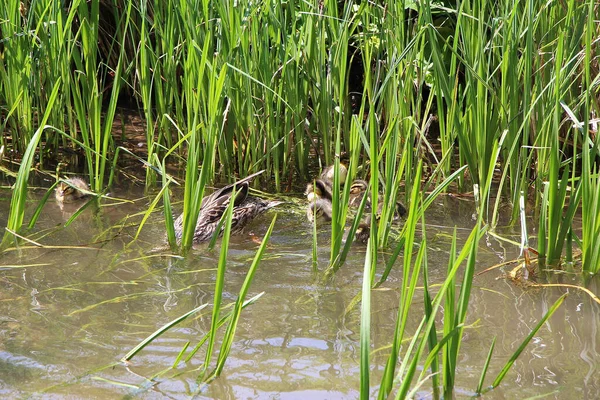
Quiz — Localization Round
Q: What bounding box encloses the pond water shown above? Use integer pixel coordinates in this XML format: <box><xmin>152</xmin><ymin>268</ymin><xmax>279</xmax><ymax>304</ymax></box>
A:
<box><xmin>0</xmin><ymin>180</ymin><xmax>598</xmax><ymax>399</ymax></box>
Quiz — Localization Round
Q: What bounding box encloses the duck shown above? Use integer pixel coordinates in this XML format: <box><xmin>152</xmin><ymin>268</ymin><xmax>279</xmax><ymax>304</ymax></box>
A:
<box><xmin>354</xmin><ymin>215</ymin><xmax>372</xmax><ymax>244</ymax></box>
<box><xmin>347</xmin><ymin>179</ymin><xmax>407</xmax><ymax>219</ymax></box>
<box><xmin>305</xmin><ymin>178</ymin><xmax>333</xmax><ymax>202</ymax></box>
<box><xmin>391</xmin><ymin>201</ymin><xmax>407</xmax><ymax>219</ymax></box>
<box><xmin>173</xmin><ymin>170</ymin><xmax>282</xmax><ymax>244</ymax></box>
<box><xmin>376</xmin><ymin>198</ymin><xmax>407</xmax><ymax>220</ymax></box>
<box><xmin>319</xmin><ymin>156</ymin><xmax>349</xmax><ymax>184</ymax></box>
<box><xmin>348</xmin><ymin>179</ymin><xmax>368</xmax><ymax>208</ymax></box>
<box><xmin>55</xmin><ymin>177</ymin><xmax>90</xmax><ymax>203</ymax></box>
<box><xmin>306</xmin><ymin>198</ymin><xmax>333</xmax><ymax>224</ymax></box>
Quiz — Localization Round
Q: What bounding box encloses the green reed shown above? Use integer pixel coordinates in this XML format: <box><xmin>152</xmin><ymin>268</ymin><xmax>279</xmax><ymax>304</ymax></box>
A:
<box><xmin>0</xmin><ymin>1</ymin><xmax>33</xmax><ymax>153</ymax></box>
<box><xmin>1</xmin><ymin>79</ymin><xmax>61</xmax><ymax>247</ymax></box>
<box><xmin>578</xmin><ymin>0</ymin><xmax>600</xmax><ymax>275</ymax></box>
<box><xmin>213</xmin><ymin>215</ymin><xmax>276</xmax><ymax>377</ymax></box>
<box><xmin>124</xmin><ymin>212</ymin><xmax>275</xmax><ymax>376</ymax></box>
<box><xmin>368</xmin><ymin>187</ymin><xmax>566</xmax><ymax>398</ymax></box>
<box><xmin>200</xmin><ymin>185</ymin><xmax>236</xmax><ymax>377</ymax></box>
<box><xmin>359</xmin><ymin>234</ymin><xmax>373</xmax><ymax>399</ymax></box>
<box><xmin>1</xmin><ymin>0</ymin><xmax>596</xmax><ymax>197</ymax></box>
<box><xmin>0</xmin><ymin>0</ymin><xmax>599</xmax><ymax>394</ymax></box>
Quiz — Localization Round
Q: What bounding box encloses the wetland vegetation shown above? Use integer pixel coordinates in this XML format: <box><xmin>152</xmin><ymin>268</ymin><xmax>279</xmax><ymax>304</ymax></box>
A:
<box><xmin>1</xmin><ymin>0</ymin><xmax>599</xmax><ymax>398</ymax></box>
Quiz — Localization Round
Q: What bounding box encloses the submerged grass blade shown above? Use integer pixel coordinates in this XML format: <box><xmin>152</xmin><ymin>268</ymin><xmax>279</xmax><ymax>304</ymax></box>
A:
<box><xmin>490</xmin><ymin>293</ymin><xmax>567</xmax><ymax>389</ymax></box>
<box><xmin>213</xmin><ymin>215</ymin><xmax>278</xmax><ymax>377</ymax></box>
<box><xmin>121</xmin><ymin>304</ymin><xmax>208</xmax><ymax>362</ymax></box>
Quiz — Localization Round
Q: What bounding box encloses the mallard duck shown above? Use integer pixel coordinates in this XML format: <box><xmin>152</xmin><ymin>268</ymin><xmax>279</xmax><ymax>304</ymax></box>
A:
<box><xmin>306</xmin><ymin>198</ymin><xmax>333</xmax><ymax>224</ymax></box>
<box><xmin>173</xmin><ymin>170</ymin><xmax>281</xmax><ymax>244</ymax></box>
<box><xmin>305</xmin><ymin>179</ymin><xmax>333</xmax><ymax>202</ymax></box>
<box><xmin>55</xmin><ymin>177</ymin><xmax>90</xmax><ymax>203</ymax></box>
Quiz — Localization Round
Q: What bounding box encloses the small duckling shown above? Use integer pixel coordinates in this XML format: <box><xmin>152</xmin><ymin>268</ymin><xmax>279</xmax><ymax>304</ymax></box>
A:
<box><xmin>55</xmin><ymin>177</ymin><xmax>90</xmax><ymax>203</ymax></box>
<box><xmin>305</xmin><ymin>179</ymin><xmax>334</xmax><ymax>202</ymax></box>
<box><xmin>348</xmin><ymin>179</ymin><xmax>368</xmax><ymax>208</ymax></box>
<box><xmin>354</xmin><ymin>215</ymin><xmax>372</xmax><ymax>244</ymax></box>
<box><xmin>376</xmin><ymin>200</ymin><xmax>407</xmax><ymax>220</ymax></box>
<box><xmin>320</xmin><ymin>156</ymin><xmax>349</xmax><ymax>184</ymax></box>
<box><xmin>395</xmin><ymin>201</ymin><xmax>407</xmax><ymax>219</ymax></box>
<box><xmin>348</xmin><ymin>179</ymin><xmax>407</xmax><ymax>219</ymax></box>
<box><xmin>306</xmin><ymin>198</ymin><xmax>333</xmax><ymax>224</ymax></box>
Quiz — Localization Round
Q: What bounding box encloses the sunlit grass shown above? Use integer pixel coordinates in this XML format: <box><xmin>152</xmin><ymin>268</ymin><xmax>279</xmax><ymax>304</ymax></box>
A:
<box><xmin>0</xmin><ymin>0</ymin><xmax>598</xmax><ymax>396</ymax></box>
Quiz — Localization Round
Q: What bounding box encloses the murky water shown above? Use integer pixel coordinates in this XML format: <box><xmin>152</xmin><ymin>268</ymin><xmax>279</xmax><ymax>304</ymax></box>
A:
<box><xmin>0</xmin><ymin>182</ymin><xmax>598</xmax><ymax>399</ymax></box>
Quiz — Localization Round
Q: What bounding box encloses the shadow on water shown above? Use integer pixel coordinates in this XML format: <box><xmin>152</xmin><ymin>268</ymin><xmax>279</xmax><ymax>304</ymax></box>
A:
<box><xmin>0</xmin><ymin>181</ymin><xmax>598</xmax><ymax>399</ymax></box>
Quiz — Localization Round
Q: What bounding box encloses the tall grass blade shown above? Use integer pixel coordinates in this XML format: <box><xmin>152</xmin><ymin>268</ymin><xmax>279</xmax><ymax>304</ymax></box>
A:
<box><xmin>201</xmin><ymin>186</ymin><xmax>236</xmax><ymax>376</ymax></box>
<box><xmin>359</xmin><ymin>238</ymin><xmax>372</xmax><ymax>399</ymax></box>
<box><xmin>476</xmin><ymin>337</ymin><xmax>496</xmax><ymax>395</ymax></box>
<box><xmin>213</xmin><ymin>215</ymin><xmax>278</xmax><ymax>377</ymax></box>
<box><xmin>2</xmin><ymin>77</ymin><xmax>61</xmax><ymax>247</ymax></box>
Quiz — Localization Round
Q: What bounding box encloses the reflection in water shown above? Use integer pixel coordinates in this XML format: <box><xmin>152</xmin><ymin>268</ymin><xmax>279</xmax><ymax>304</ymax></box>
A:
<box><xmin>0</xmin><ymin>185</ymin><xmax>598</xmax><ymax>399</ymax></box>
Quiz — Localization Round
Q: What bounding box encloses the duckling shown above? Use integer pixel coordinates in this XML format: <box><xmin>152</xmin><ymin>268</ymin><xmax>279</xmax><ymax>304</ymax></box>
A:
<box><xmin>348</xmin><ymin>179</ymin><xmax>369</xmax><ymax>208</ymax></box>
<box><xmin>347</xmin><ymin>179</ymin><xmax>407</xmax><ymax>219</ymax></box>
<box><xmin>354</xmin><ymin>215</ymin><xmax>372</xmax><ymax>244</ymax></box>
<box><xmin>305</xmin><ymin>179</ymin><xmax>333</xmax><ymax>202</ymax></box>
<box><xmin>320</xmin><ymin>155</ymin><xmax>349</xmax><ymax>184</ymax></box>
<box><xmin>306</xmin><ymin>198</ymin><xmax>333</xmax><ymax>224</ymax></box>
<box><xmin>55</xmin><ymin>177</ymin><xmax>90</xmax><ymax>203</ymax></box>
<box><xmin>377</xmin><ymin>200</ymin><xmax>407</xmax><ymax>220</ymax></box>
<box><xmin>173</xmin><ymin>170</ymin><xmax>282</xmax><ymax>244</ymax></box>
<box><xmin>394</xmin><ymin>201</ymin><xmax>407</xmax><ymax>219</ymax></box>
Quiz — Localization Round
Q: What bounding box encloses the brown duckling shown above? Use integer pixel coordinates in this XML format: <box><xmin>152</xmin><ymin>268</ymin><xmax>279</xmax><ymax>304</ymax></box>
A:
<box><xmin>306</xmin><ymin>198</ymin><xmax>333</xmax><ymax>224</ymax></box>
<box><xmin>348</xmin><ymin>179</ymin><xmax>369</xmax><ymax>208</ymax></box>
<box><xmin>377</xmin><ymin>200</ymin><xmax>407</xmax><ymax>220</ymax></box>
<box><xmin>305</xmin><ymin>178</ymin><xmax>334</xmax><ymax>202</ymax></box>
<box><xmin>319</xmin><ymin>156</ymin><xmax>349</xmax><ymax>184</ymax></box>
<box><xmin>354</xmin><ymin>215</ymin><xmax>372</xmax><ymax>244</ymax></box>
<box><xmin>347</xmin><ymin>179</ymin><xmax>407</xmax><ymax>219</ymax></box>
<box><xmin>55</xmin><ymin>177</ymin><xmax>90</xmax><ymax>203</ymax></box>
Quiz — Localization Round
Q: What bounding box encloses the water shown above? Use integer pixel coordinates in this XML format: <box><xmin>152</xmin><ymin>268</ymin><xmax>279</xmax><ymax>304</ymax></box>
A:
<box><xmin>0</xmin><ymin>182</ymin><xmax>598</xmax><ymax>399</ymax></box>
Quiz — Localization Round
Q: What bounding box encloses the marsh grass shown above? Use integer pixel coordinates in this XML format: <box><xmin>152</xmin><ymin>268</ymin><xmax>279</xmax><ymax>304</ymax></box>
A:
<box><xmin>1</xmin><ymin>0</ymin><xmax>598</xmax><ymax>396</ymax></box>
<box><xmin>1</xmin><ymin>79</ymin><xmax>61</xmax><ymax>248</ymax></box>
<box><xmin>123</xmin><ymin>211</ymin><xmax>276</xmax><ymax>384</ymax></box>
